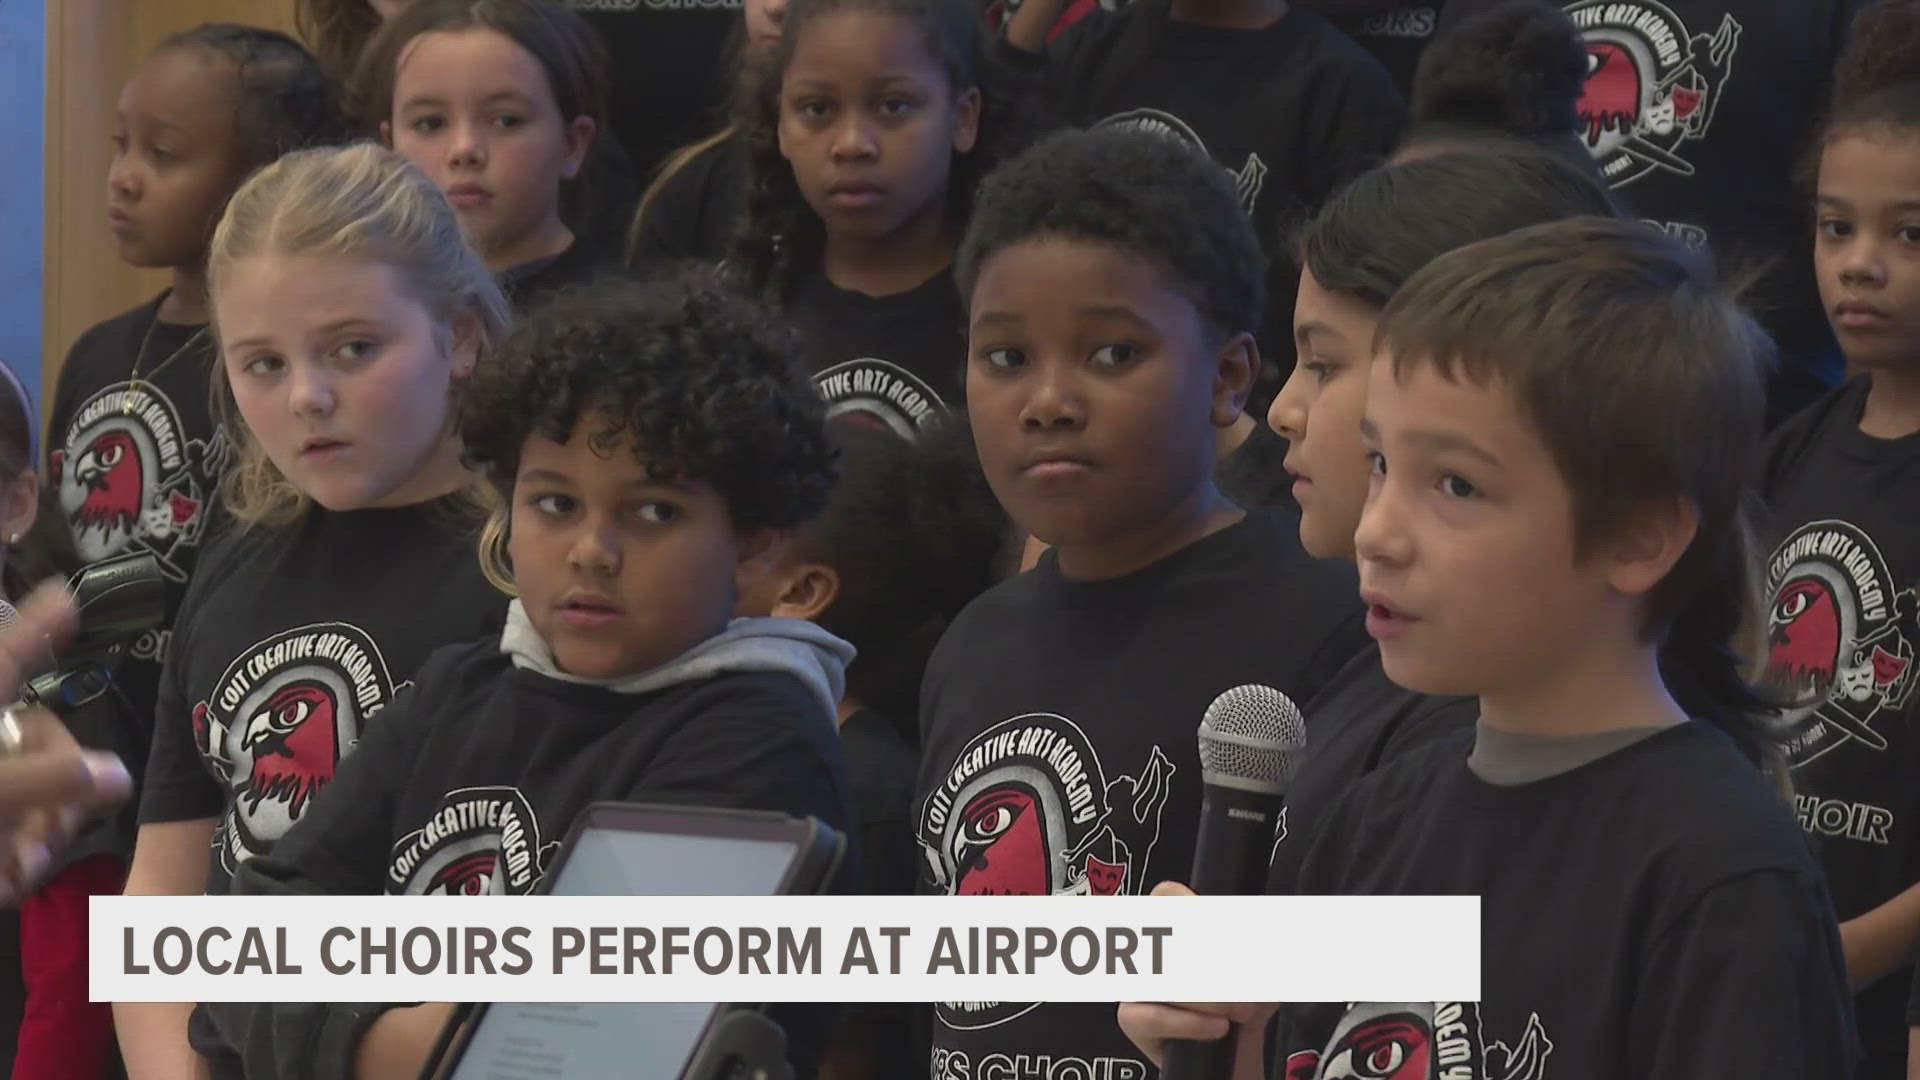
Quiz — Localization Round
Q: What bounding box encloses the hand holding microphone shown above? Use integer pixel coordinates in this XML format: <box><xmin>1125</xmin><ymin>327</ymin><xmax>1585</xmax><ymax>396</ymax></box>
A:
<box><xmin>1125</xmin><ymin>685</ymin><xmax>1303</xmax><ymax>1080</ymax></box>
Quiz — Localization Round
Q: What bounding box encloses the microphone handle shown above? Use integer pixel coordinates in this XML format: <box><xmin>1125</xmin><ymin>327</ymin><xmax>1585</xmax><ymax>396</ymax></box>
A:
<box><xmin>1162</xmin><ymin>783</ymin><xmax>1284</xmax><ymax>1080</ymax></box>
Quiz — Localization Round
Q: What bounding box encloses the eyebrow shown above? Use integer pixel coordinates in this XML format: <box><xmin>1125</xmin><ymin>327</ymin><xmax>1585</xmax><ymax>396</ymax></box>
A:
<box><xmin>1402</xmin><ymin>428</ymin><xmax>1504</xmax><ymax>468</ymax></box>
<box><xmin>1294</xmin><ymin>319</ymin><xmax>1348</xmax><ymax>349</ymax></box>
<box><xmin>1815</xmin><ymin>194</ymin><xmax>1920</xmax><ymax>214</ymax></box>
<box><xmin>520</xmin><ymin>467</ymin><xmax>696</xmax><ymax>493</ymax></box>
<box><xmin>222</xmin><ymin>318</ymin><xmax>383</xmax><ymax>354</ymax></box>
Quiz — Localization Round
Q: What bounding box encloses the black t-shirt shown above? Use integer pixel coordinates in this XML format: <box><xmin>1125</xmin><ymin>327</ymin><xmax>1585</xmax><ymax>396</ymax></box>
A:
<box><xmin>1761</xmin><ymin>376</ymin><xmax>1920</xmax><ymax>1079</ymax></box>
<box><xmin>791</xmin><ymin>268</ymin><xmax>967</xmax><ymax>440</ymax></box>
<box><xmin>1215</xmin><ymin>418</ymin><xmax>1300</xmax><ymax>515</ymax></box>
<box><xmin>629</xmin><ymin>135</ymin><xmax>748</xmax><ymax>269</ymax></box>
<box><xmin>499</xmin><ymin>237</ymin><xmax>619</xmax><ymax>312</ymax></box>
<box><xmin>1276</xmin><ymin>722</ymin><xmax>1856</xmax><ymax>1080</ymax></box>
<box><xmin>993</xmin><ymin>1</ymin><xmax>1406</xmax><ymax>386</ymax></box>
<box><xmin>1265</xmin><ymin>643</ymin><xmax>1476</xmax><ymax>894</ymax></box>
<box><xmin>195</xmin><ymin>638</ymin><xmax>854</xmax><ymax>1080</ymax></box>
<box><xmin>842</xmin><ymin>708</ymin><xmax>918</xmax><ymax>896</ymax></box>
<box><xmin>1330</xmin><ymin>0</ymin><xmax>1445</xmax><ymax>91</ymax></box>
<box><xmin>47</xmin><ymin>294</ymin><xmax>229</xmax><ymax>741</ymax></box>
<box><xmin>1439</xmin><ymin>0</ymin><xmax>1855</xmax><ymax>420</ymax></box>
<box><xmin>567</xmin><ymin>1</ymin><xmax>742</xmax><ymax>184</ymax></box>
<box><xmin>915</xmin><ymin>508</ymin><xmax>1368</xmax><ymax>1079</ymax></box>
<box><xmin>137</xmin><ymin>497</ymin><xmax>506</xmax><ymax>896</ymax></box>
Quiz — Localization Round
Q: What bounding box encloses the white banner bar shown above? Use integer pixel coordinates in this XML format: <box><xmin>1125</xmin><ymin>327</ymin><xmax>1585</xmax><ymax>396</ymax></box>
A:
<box><xmin>92</xmin><ymin>895</ymin><xmax>1480</xmax><ymax>1003</ymax></box>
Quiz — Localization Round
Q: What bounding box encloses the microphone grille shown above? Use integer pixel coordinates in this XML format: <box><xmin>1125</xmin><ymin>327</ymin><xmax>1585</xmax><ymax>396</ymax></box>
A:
<box><xmin>0</xmin><ymin>599</ymin><xmax>17</xmax><ymax>632</ymax></box>
<box><xmin>1197</xmin><ymin>684</ymin><xmax>1304</xmax><ymax>795</ymax></box>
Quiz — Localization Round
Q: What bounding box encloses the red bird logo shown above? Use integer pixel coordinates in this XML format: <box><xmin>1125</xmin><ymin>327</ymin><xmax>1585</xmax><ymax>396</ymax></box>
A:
<box><xmin>1580</xmin><ymin>41</ymin><xmax>1641</xmax><ymax>147</ymax></box>
<box><xmin>1287</xmin><ymin>1015</ymin><xmax>1433</xmax><ymax>1080</ymax></box>
<box><xmin>239</xmin><ymin>681</ymin><xmax>339</xmax><ymax>820</ymax></box>
<box><xmin>1766</xmin><ymin>577</ymin><xmax>1843</xmax><ymax>703</ymax></box>
<box><xmin>70</xmin><ymin>431</ymin><xmax>143</xmax><ymax>536</ymax></box>
<box><xmin>954</xmin><ymin>787</ymin><xmax>1048</xmax><ymax>896</ymax></box>
<box><xmin>426</xmin><ymin>852</ymin><xmax>500</xmax><ymax>897</ymax></box>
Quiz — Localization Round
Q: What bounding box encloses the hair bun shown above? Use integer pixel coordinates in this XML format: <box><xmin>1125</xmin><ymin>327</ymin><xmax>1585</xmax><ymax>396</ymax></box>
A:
<box><xmin>1835</xmin><ymin>1</ymin><xmax>1920</xmax><ymax>109</ymax></box>
<box><xmin>1410</xmin><ymin>0</ymin><xmax>1588</xmax><ymax>137</ymax></box>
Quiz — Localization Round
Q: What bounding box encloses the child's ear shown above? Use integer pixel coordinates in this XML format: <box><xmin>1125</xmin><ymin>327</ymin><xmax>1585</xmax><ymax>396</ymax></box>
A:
<box><xmin>952</xmin><ymin>87</ymin><xmax>982</xmax><ymax>156</ymax></box>
<box><xmin>379</xmin><ymin>119</ymin><xmax>394</xmax><ymax>148</ymax></box>
<box><xmin>562</xmin><ymin>115</ymin><xmax>597</xmax><ymax>180</ymax></box>
<box><xmin>1209</xmin><ymin>331</ymin><xmax>1258</xmax><ymax>428</ymax></box>
<box><xmin>1606</xmin><ymin>497</ymin><xmax>1698</xmax><ymax>599</ymax></box>
<box><xmin>771</xmin><ymin>563</ymin><xmax>841</xmax><ymax>622</ymax></box>
<box><xmin>448</xmin><ymin>310</ymin><xmax>483</xmax><ymax>379</ymax></box>
<box><xmin>2</xmin><ymin>472</ymin><xmax>39</xmax><ymax>544</ymax></box>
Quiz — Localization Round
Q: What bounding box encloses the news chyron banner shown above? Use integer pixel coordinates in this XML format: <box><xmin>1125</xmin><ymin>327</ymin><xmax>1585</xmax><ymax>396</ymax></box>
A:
<box><xmin>93</xmin><ymin>896</ymin><xmax>1478</xmax><ymax>1003</ymax></box>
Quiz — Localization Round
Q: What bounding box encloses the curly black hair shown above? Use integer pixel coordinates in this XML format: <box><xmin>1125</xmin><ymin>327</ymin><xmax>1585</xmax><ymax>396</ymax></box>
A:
<box><xmin>797</xmin><ymin>415</ymin><xmax>1008</xmax><ymax>732</ymax></box>
<box><xmin>458</xmin><ymin>272</ymin><xmax>838</xmax><ymax>534</ymax></box>
<box><xmin>727</xmin><ymin>0</ymin><xmax>1030</xmax><ymax>301</ymax></box>
<box><xmin>1404</xmin><ymin>1</ymin><xmax>1589</xmax><ymax>154</ymax></box>
<box><xmin>956</xmin><ymin>126</ymin><xmax>1266</xmax><ymax>339</ymax></box>
<box><xmin>1827</xmin><ymin>0</ymin><xmax>1920</xmax><ymax>131</ymax></box>
<box><xmin>159</xmin><ymin>24</ymin><xmax>350</xmax><ymax>170</ymax></box>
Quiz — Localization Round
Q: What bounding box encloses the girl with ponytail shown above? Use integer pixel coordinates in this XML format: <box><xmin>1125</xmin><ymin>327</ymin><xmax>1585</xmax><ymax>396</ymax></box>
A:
<box><xmin>1761</xmin><ymin>2</ymin><xmax>1920</xmax><ymax>1073</ymax></box>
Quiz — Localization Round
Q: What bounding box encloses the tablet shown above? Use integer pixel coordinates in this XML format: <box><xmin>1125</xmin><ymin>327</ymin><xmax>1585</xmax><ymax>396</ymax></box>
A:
<box><xmin>433</xmin><ymin>804</ymin><xmax>844</xmax><ymax>1080</ymax></box>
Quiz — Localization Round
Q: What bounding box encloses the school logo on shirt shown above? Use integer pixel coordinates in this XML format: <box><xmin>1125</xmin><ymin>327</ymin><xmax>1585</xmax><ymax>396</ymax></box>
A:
<box><xmin>1762</xmin><ymin>520</ymin><xmax>1919</xmax><ymax>769</ymax></box>
<box><xmin>50</xmin><ymin>380</ymin><xmax>223</xmax><ymax>585</ymax></box>
<box><xmin>813</xmin><ymin>359</ymin><xmax>947</xmax><ymax>440</ymax></box>
<box><xmin>389</xmin><ymin>786</ymin><xmax>560</xmax><ymax>896</ymax></box>
<box><xmin>1348</xmin><ymin>2</ymin><xmax>1438</xmax><ymax>41</ymax></box>
<box><xmin>1092</xmin><ymin>109</ymin><xmax>1267</xmax><ymax>215</ymax></box>
<box><xmin>1283</xmin><ymin>1002</ymin><xmax>1552</xmax><ymax>1080</ymax></box>
<box><xmin>195</xmin><ymin>623</ymin><xmax>397</xmax><ymax>872</ymax></box>
<box><xmin>1567</xmin><ymin>0</ymin><xmax>1740</xmax><ymax>187</ymax></box>
<box><xmin>918</xmin><ymin>713</ymin><xmax>1174</xmax><ymax>1030</ymax></box>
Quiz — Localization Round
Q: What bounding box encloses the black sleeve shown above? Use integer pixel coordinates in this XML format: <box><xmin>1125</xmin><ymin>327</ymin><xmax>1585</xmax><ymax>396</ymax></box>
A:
<box><xmin>194</xmin><ymin>681</ymin><xmax>435</xmax><ymax>1080</ymax></box>
<box><xmin>136</xmin><ymin>546</ymin><xmax>228</xmax><ymax>826</ymax></box>
<box><xmin>1629</xmin><ymin>869</ymin><xmax>1859</xmax><ymax>1079</ymax></box>
<box><xmin>1297</xmin><ymin>607</ymin><xmax>1371</xmax><ymax>710</ymax></box>
<box><xmin>1908</xmin><ymin>958</ymin><xmax>1920</xmax><ymax>1026</ymax></box>
<box><xmin>630</xmin><ymin>142</ymin><xmax>723</xmax><ymax>268</ymax></box>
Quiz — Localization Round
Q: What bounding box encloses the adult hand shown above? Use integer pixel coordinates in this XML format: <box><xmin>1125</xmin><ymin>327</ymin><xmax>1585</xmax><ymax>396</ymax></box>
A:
<box><xmin>0</xmin><ymin>582</ymin><xmax>133</xmax><ymax>901</ymax></box>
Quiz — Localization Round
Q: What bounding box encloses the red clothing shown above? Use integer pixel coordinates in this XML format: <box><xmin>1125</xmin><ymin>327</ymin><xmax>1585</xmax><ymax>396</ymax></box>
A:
<box><xmin>14</xmin><ymin>855</ymin><xmax>126</xmax><ymax>1080</ymax></box>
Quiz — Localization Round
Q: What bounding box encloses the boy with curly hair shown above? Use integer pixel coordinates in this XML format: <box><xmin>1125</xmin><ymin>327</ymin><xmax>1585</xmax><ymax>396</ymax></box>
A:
<box><xmin>195</xmin><ymin>273</ymin><xmax>858</xmax><ymax>1080</ymax></box>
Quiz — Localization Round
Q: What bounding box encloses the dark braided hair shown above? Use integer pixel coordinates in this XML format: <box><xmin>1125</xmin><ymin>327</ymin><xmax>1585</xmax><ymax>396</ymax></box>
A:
<box><xmin>0</xmin><ymin>360</ymin><xmax>80</xmax><ymax>604</ymax></box>
<box><xmin>728</xmin><ymin>0</ymin><xmax>1024</xmax><ymax>301</ymax></box>
<box><xmin>158</xmin><ymin>24</ymin><xmax>350</xmax><ymax>170</ymax></box>
<box><xmin>459</xmin><ymin>270</ymin><xmax>838</xmax><ymax>535</ymax></box>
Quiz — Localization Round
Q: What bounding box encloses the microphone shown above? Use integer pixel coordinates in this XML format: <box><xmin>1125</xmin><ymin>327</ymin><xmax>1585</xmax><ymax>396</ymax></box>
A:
<box><xmin>1161</xmin><ymin>684</ymin><xmax>1304</xmax><ymax>1080</ymax></box>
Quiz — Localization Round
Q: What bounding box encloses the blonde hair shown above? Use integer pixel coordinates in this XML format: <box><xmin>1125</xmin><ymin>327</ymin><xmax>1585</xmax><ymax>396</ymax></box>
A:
<box><xmin>208</xmin><ymin>142</ymin><xmax>511</xmax><ymax>528</ymax></box>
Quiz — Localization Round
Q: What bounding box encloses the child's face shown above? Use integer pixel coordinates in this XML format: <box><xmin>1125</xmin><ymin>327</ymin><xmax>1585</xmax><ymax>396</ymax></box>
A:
<box><xmin>1815</xmin><ymin>131</ymin><xmax>1920</xmax><ymax>372</ymax></box>
<box><xmin>108</xmin><ymin>50</ymin><xmax>251</xmax><ymax>271</ymax></box>
<box><xmin>966</xmin><ymin>238</ymin><xmax>1250</xmax><ymax>556</ymax></box>
<box><xmin>777</xmin><ymin>10</ymin><xmax>980</xmax><ymax>245</ymax></box>
<box><xmin>508</xmin><ymin>421</ymin><xmax>770</xmax><ymax>680</ymax></box>
<box><xmin>1354</xmin><ymin>358</ymin><xmax>1619</xmax><ymax>697</ymax></box>
<box><xmin>386</xmin><ymin>28</ymin><xmax>594</xmax><ymax>268</ymax></box>
<box><xmin>214</xmin><ymin>252</ymin><xmax>477</xmax><ymax>511</ymax></box>
<box><xmin>1268</xmin><ymin>267</ymin><xmax>1378</xmax><ymax>561</ymax></box>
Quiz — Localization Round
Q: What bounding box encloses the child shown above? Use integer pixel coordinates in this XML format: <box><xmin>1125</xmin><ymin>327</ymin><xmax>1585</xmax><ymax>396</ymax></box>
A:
<box><xmin>1763</xmin><ymin>5</ymin><xmax>1920</xmax><ymax>1074</ymax></box>
<box><xmin>625</xmin><ymin>0</ymin><xmax>790</xmax><ymax>268</ymax></box>
<box><xmin>194</xmin><ymin>273</ymin><xmax>856</xmax><ymax>1080</ymax></box>
<box><xmin>991</xmin><ymin>0</ymin><xmax>1405</xmax><ymax>389</ymax></box>
<box><xmin>1262</xmin><ymin>145</ymin><xmax>1619</xmax><ymax>892</ymax></box>
<box><xmin>0</xmin><ymin>359</ymin><xmax>138</xmax><ymax>1080</ymax></box>
<box><xmin>915</xmin><ymin>126</ymin><xmax>1369</xmax><ymax>1080</ymax></box>
<box><xmin>731</xmin><ymin>0</ymin><xmax>1017</xmax><ymax>439</ymax></box>
<box><xmin>1438</xmin><ymin>0</ymin><xmax>1855</xmax><ymax>423</ymax></box>
<box><xmin>1123</xmin><ymin>217</ymin><xmax>1858</xmax><ymax>1080</ymax></box>
<box><xmin>1214</xmin><ymin>0</ymin><xmax>1597</xmax><ymax>515</ymax></box>
<box><xmin>48</xmin><ymin>24</ymin><xmax>343</xmax><ymax>785</ymax></box>
<box><xmin>115</xmin><ymin>144</ymin><xmax>511</xmax><ymax>1079</ymax></box>
<box><xmin>356</xmin><ymin>0</ymin><xmax>615</xmax><ymax>308</ymax></box>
